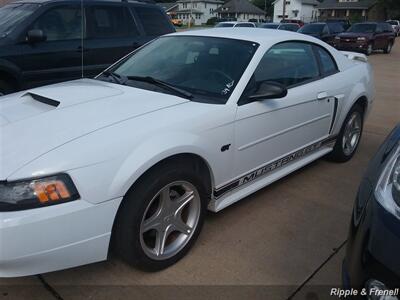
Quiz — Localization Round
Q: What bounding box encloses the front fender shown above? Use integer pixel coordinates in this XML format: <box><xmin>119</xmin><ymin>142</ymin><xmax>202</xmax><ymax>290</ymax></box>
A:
<box><xmin>109</xmin><ymin>132</ymin><xmax>217</xmax><ymax>199</ymax></box>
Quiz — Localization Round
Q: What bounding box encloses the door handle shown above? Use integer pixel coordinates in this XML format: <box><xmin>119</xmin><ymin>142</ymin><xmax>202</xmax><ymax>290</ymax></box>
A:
<box><xmin>317</xmin><ymin>92</ymin><xmax>328</xmax><ymax>100</ymax></box>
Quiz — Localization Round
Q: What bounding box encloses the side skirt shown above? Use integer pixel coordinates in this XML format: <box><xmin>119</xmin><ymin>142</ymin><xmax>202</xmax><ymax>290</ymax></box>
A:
<box><xmin>208</xmin><ymin>138</ymin><xmax>335</xmax><ymax>212</ymax></box>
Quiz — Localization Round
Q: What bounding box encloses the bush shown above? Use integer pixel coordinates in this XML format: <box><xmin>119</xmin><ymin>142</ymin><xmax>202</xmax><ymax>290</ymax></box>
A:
<box><xmin>206</xmin><ymin>17</ymin><xmax>218</xmax><ymax>26</ymax></box>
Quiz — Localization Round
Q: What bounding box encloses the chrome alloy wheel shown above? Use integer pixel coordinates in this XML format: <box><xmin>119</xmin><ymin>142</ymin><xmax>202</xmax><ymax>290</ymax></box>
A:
<box><xmin>139</xmin><ymin>181</ymin><xmax>201</xmax><ymax>260</ymax></box>
<box><xmin>342</xmin><ymin>111</ymin><xmax>362</xmax><ymax>156</ymax></box>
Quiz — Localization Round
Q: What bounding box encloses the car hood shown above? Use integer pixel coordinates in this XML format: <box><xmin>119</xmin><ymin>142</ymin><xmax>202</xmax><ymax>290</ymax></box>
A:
<box><xmin>338</xmin><ymin>32</ymin><xmax>373</xmax><ymax>39</ymax></box>
<box><xmin>0</xmin><ymin>79</ymin><xmax>189</xmax><ymax>179</ymax></box>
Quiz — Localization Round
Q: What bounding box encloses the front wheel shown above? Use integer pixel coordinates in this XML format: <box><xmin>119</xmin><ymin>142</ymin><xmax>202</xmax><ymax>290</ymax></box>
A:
<box><xmin>327</xmin><ymin>105</ymin><xmax>364</xmax><ymax>163</ymax></box>
<box><xmin>384</xmin><ymin>41</ymin><xmax>393</xmax><ymax>54</ymax></box>
<box><xmin>112</xmin><ymin>161</ymin><xmax>207</xmax><ymax>271</ymax></box>
<box><xmin>365</xmin><ymin>43</ymin><xmax>373</xmax><ymax>56</ymax></box>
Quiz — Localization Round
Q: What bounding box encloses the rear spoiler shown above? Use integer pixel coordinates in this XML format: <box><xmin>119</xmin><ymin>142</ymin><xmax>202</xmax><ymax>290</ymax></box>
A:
<box><xmin>340</xmin><ymin>51</ymin><xmax>368</xmax><ymax>63</ymax></box>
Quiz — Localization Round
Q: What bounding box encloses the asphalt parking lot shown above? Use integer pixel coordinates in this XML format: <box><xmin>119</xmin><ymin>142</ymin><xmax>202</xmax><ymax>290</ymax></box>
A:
<box><xmin>0</xmin><ymin>43</ymin><xmax>399</xmax><ymax>300</ymax></box>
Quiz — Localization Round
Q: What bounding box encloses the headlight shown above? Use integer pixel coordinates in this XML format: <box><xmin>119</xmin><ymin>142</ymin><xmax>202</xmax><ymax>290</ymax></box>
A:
<box><xmin>375</xmin><ymin>143</ymin><xmax>400</xmax><ymax>219</ymax></box>
<box><xmin>357</xmin><ymin>37</ymin><xmax>367</xmax><ymax>41</ymax></box>
<box><xmin>0</xmin><ymin>174</ymin><xmax>80</xmax><ymax>211</ymax></box>
<box><xmin>335</xmin><ymin>36</ymin><xmax>341</xmax><ymax>40</ymax></box>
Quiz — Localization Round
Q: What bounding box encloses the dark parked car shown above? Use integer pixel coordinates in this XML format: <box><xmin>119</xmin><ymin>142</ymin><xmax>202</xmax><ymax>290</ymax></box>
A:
<box><xmin>260</xmin><ymin>22</ymin><xmax>280</xmax><ymax>29</ymax></box>
<box><xmin>334</xmin><ymin>22</ymin><xmax>395</xmax><ymax>56</ymax></box>
<box><xmin>0</xmin><ymin>0</ymin><xmax>175</xmax><ymax>95</ymax></box>
<box><xmin>277</xmin><ymin>23</ymin><xmax>300</xmax><ymax>32</ymax></box>
<box><xmin>343</xmin><ymin>124</ymin><xmax>400</xmax><ymax>293</ymax></box>
<box><xmin>260</xmin><ymin>22</ymin><xmax>299</xmax><ymax>32</ymax></box>
<box><xmin>298</xmin><ymin>22</ymin><xmax>345</xmax><ymax>46</ymax></box>
<box><xmin>326</xmin><ymin>18</ymin><xmax>351</xmax><ymax>30</ymax></box>
<box><xmin>280</xmin><ymin>19</ymin><xmax>304</xmax><ymax>27</ymax></box>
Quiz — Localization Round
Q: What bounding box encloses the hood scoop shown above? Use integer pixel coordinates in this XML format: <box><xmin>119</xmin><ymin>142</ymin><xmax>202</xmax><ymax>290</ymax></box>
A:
<box><xmin>24</xmin><ymin>92</ymin><xmax>60</xmax><ymax>107</ymax></box>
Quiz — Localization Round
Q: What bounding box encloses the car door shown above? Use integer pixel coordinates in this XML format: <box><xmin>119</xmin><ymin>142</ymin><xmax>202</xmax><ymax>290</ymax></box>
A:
<box><xmin>83</xmin><ymin>3</ymin><xmax>143</xmax><ymax>78</ymax></box>
<box><xmin>233</xmin><ymin>41</ymin><xmax>335</xmax><ymax>179</ymax></box>
<box><xmin>321</xmin><ymin>24</ymin><xmax>335</xmax><ymax>45</ymax></box>
<box><xmin>17</xmin><ymin>4</ymin><xmax>84</xmax><ymax>88</ymax></box>
<box><xmin>373</xmin><ymin>23</ymin><xmax>386</xmax><ymax>49</ymax></box>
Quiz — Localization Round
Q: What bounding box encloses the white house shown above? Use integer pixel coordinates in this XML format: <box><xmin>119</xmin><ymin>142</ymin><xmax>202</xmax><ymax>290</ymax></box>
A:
<box><xmin>273</xmin><ymin>0</ymin><xmax>319</xmax><ymax>23</ymax></box>
<box><xmin>176</xmin><ymin>0</ymin><xmax>224</xmax><ymax>25</ymax></box>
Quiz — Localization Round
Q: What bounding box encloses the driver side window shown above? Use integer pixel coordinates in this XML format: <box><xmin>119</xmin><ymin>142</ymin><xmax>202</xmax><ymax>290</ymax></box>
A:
<box><xmin>252</xmin><ymin>42</ymin><xmax>319</xmax><ymax>88</ymax></box>
<box><xmin>32</xmin><ymin>5</ymin><xmax>83</xmax><ymax>41</ymax></box>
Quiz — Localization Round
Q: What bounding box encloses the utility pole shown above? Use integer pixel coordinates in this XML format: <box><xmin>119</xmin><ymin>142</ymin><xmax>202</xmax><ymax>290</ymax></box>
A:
<box><xmin>189</xmin><ymin>0</ymin><xmax>193</xmax><ymax>29</ymax></box>
<box><xmin>264</xmin><ymin>0</ymin><xmax>267</xmax><ymax>21</ymax></box>
<box><xmin>282</xmin><ymin>0</ymin><xmax>286</xmax><ymax>21</ymax></box>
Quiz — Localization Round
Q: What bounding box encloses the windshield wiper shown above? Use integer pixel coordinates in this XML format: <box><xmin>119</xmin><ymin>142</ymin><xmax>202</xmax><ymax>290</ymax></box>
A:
<box><xmin>102</xmin><ymin>70</ymin><xmax>128</xmax><ymax>85</ymax></box>
<box><xmin>127</xmin><ymin>76</ymin><xmax>193</xmax><ymax>100</ymax></box>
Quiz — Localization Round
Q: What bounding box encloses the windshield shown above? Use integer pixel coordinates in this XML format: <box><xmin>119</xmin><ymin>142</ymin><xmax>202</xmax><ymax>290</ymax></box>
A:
<box><xmin>348</xmin><ymin>24</ymin><xmax>377</xmax><ymax>33</ymax></box>
<box><xmin>262</xmin><ymin>24</ymin><xmax>279</xmax><ymax>29</ymax></box>
<box><xmin>279</xmin><ymin>24</ymin><xmax>298</xmax><ymax>31</ymax></box>
<box><xmin>215</xmin><ymin>23</ymin><xmax>235</xmax><ymax>27</ymax></box>
<box><xmin>0</xmin><ymin>4</ymin><xmax>38</xmax><ymax>36</ymax></box>
<box><xmin>299</xmin><ymin>24</ymin><xmax>324</xmax><ymax>34</ymax></box>
<box><xmin>235</xmin><ymin>23</ymin><xmax>254</xmax><ymax>27</ymax></box>
<box><xmin>387</xmin><ymin>21</ymin><xmax>397</xmax><ymax>26</ymax></box>
<box><xmin>110</xmin><ymin>36</ymin><xmax>258</xmax><ymax>104</ymax></box>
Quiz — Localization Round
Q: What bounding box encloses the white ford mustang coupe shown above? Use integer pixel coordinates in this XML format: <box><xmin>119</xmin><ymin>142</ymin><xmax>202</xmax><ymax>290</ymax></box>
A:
<box><xmin>0</xmin><ymin>29</ymin><xmax>373</xmax><ymax>276</ymax></box>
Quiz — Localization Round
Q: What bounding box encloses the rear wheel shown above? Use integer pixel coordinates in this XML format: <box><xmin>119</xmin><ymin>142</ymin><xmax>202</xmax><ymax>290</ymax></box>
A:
<box><xmin>327</xmin><ymin>104</ymin><xmax>364</xmax><ymax>163</ymax></box>
<box><xmin>0</xmin><ymin>80</ymin><xmax>13</xmax><ymax>96</ymax></box>
<box><xmin>113</xmin><ymin>161</ymin><xmax>207</xmax><ymax>271</ymax></box>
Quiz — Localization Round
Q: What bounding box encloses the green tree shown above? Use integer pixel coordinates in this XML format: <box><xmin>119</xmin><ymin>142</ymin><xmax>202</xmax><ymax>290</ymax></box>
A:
<box><xmin>377</xmin><ymin>0</ymin><xmax>400</xmax><ymax>19</ymax></box>
<box><xmin>251</xmin><ymin>0</ymin><xmax>274</xmax><ymax>16</ymax></box>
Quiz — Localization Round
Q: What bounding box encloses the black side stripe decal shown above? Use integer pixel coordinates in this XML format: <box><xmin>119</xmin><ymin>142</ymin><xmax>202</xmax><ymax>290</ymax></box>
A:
<box><xmin>329</xmin><ymin>97</ymin><xmax>338</xmax><ymax>134</ymax></box>
<box><xmin>213</xmin><ymin>135</ymin><xmax>337</xmax><ymax>199</ymax></box>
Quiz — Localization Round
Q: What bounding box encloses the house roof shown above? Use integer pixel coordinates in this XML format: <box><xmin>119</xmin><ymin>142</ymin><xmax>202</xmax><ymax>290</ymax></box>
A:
<box><xmin>157</xmin><ymin>2</ymin><xmax>179</xmax><ymax>11</ymax></box>
<box><xmin>302</xmin><ymin>0</ymin><xmax>320</xmax><ymax>5</ymax></box>
<box><xmin>176</xmin><ymin>9</ymin><xmax>204</xmax><ymax>13</ymax></box>
<box><xmin>215</xmin><ymin>0</ymin><xmax>265</xmax><ymax>15</ymax></box>
<box><xmin>177</xmin><ymin>0</ymin><xmax>223</xmax><ymax>3</ymax></box>
<box><xmin>317</xmin><ymin>0</ymin><xmax>377</xmax><ymax>10</ymax></box>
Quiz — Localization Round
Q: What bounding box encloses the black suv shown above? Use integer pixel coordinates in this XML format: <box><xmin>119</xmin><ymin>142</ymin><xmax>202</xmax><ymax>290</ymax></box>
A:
<box><xmin>298</xmin><ymin>22</ymin><xmax>345</xmax><ymax>46</ymax></box>
<box><xmin>0</xmin><ymin>0</ymin><xmax>175</xmax><ymax>95</ymax></box>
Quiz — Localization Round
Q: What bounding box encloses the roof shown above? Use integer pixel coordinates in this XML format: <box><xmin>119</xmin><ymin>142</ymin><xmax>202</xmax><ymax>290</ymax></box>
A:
<box><xmin>177</xmin><ymin>0</ymin><xmax>223</xmax><ymax>3</ymax></box>
<box><xmin>12</xmin><ymin>0</ymin><xmax>156</xmax><ymax>4</ymax></box>
<box><xmin>176</xmin><ymin>9</ymin><xmax>204</xmax><ymax>13</ymax></box>
<box><xmin>317</xmin><ymin>0</ymin><xmax>377</xmax><ymax>10</ymax></box>
<box><xmin>157</xmin><ymin>2</ymin><xmax>178</xmax><ymax>11</ymax></box>
<box><xmin>215</xmin><ymin>0</ymin><xmax>265</xmax><ymax>15</ymax></box>
<box><xmin>302</xmin><ymin>0</ymin><xmax>319</xmax><ymax>5</ymax></box>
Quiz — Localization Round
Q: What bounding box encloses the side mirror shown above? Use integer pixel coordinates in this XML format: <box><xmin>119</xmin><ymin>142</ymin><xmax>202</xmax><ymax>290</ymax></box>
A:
<box><xmin>248</xmin><ymin>81</ymin><xmax>287</xmax><ymax>101</ymax></box>
<box><xmin>27</xmin><ymin>29</ymin><xmax>46</xmax><ymax>43</ymax></box>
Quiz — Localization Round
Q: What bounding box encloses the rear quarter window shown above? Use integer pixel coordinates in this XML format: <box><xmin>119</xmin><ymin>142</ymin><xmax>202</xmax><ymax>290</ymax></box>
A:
<box><xmin>315</xmin><ymin>46</ymin><xmax>338</xmax><ymax>76</ymax></box>
<box><xmin>134</xmin><ymin>6</ymin><xmax>174</xmax><ymax>36</ymax></box>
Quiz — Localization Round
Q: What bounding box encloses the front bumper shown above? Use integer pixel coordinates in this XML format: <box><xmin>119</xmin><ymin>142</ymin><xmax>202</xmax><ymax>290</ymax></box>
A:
<box><xmin>0</xmin><ymin>197</ymin><xmax>122</xmax><ymax>277</ymax></box>
<box><xmin>335</xmin><ymin>42</ymin><xmax>369</xmax><ymax>53</ymax></box>
<box><xmin>344</xmin><ymin>187</ymin><xmax>400</xmax><ymax>291</ymax></box>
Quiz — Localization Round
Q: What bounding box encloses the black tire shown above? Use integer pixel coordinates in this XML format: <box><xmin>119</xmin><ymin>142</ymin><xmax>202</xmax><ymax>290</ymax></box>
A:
<box><xmin>384</xmin><ymin>41</ymin><xmax>393</xmax><ymax>54</ymax></box>
<box><xmin>0</xmin><ymin>80</ymin><xmax>13</xmax><ymax>96</ymax></box>
<box><xmin>327</xmin><ymin>104</ymin><xmax>364</xmax><ymax>163</ymax></box>
<box><xmin>365</xmin><ymin>43</ymin><xmax>373</xmax><ymax>56</ymax></box>
<box><xmin>112</xmin><ymin>159</ymin><xmax>207</xmax><ymax>271</ymax></box>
